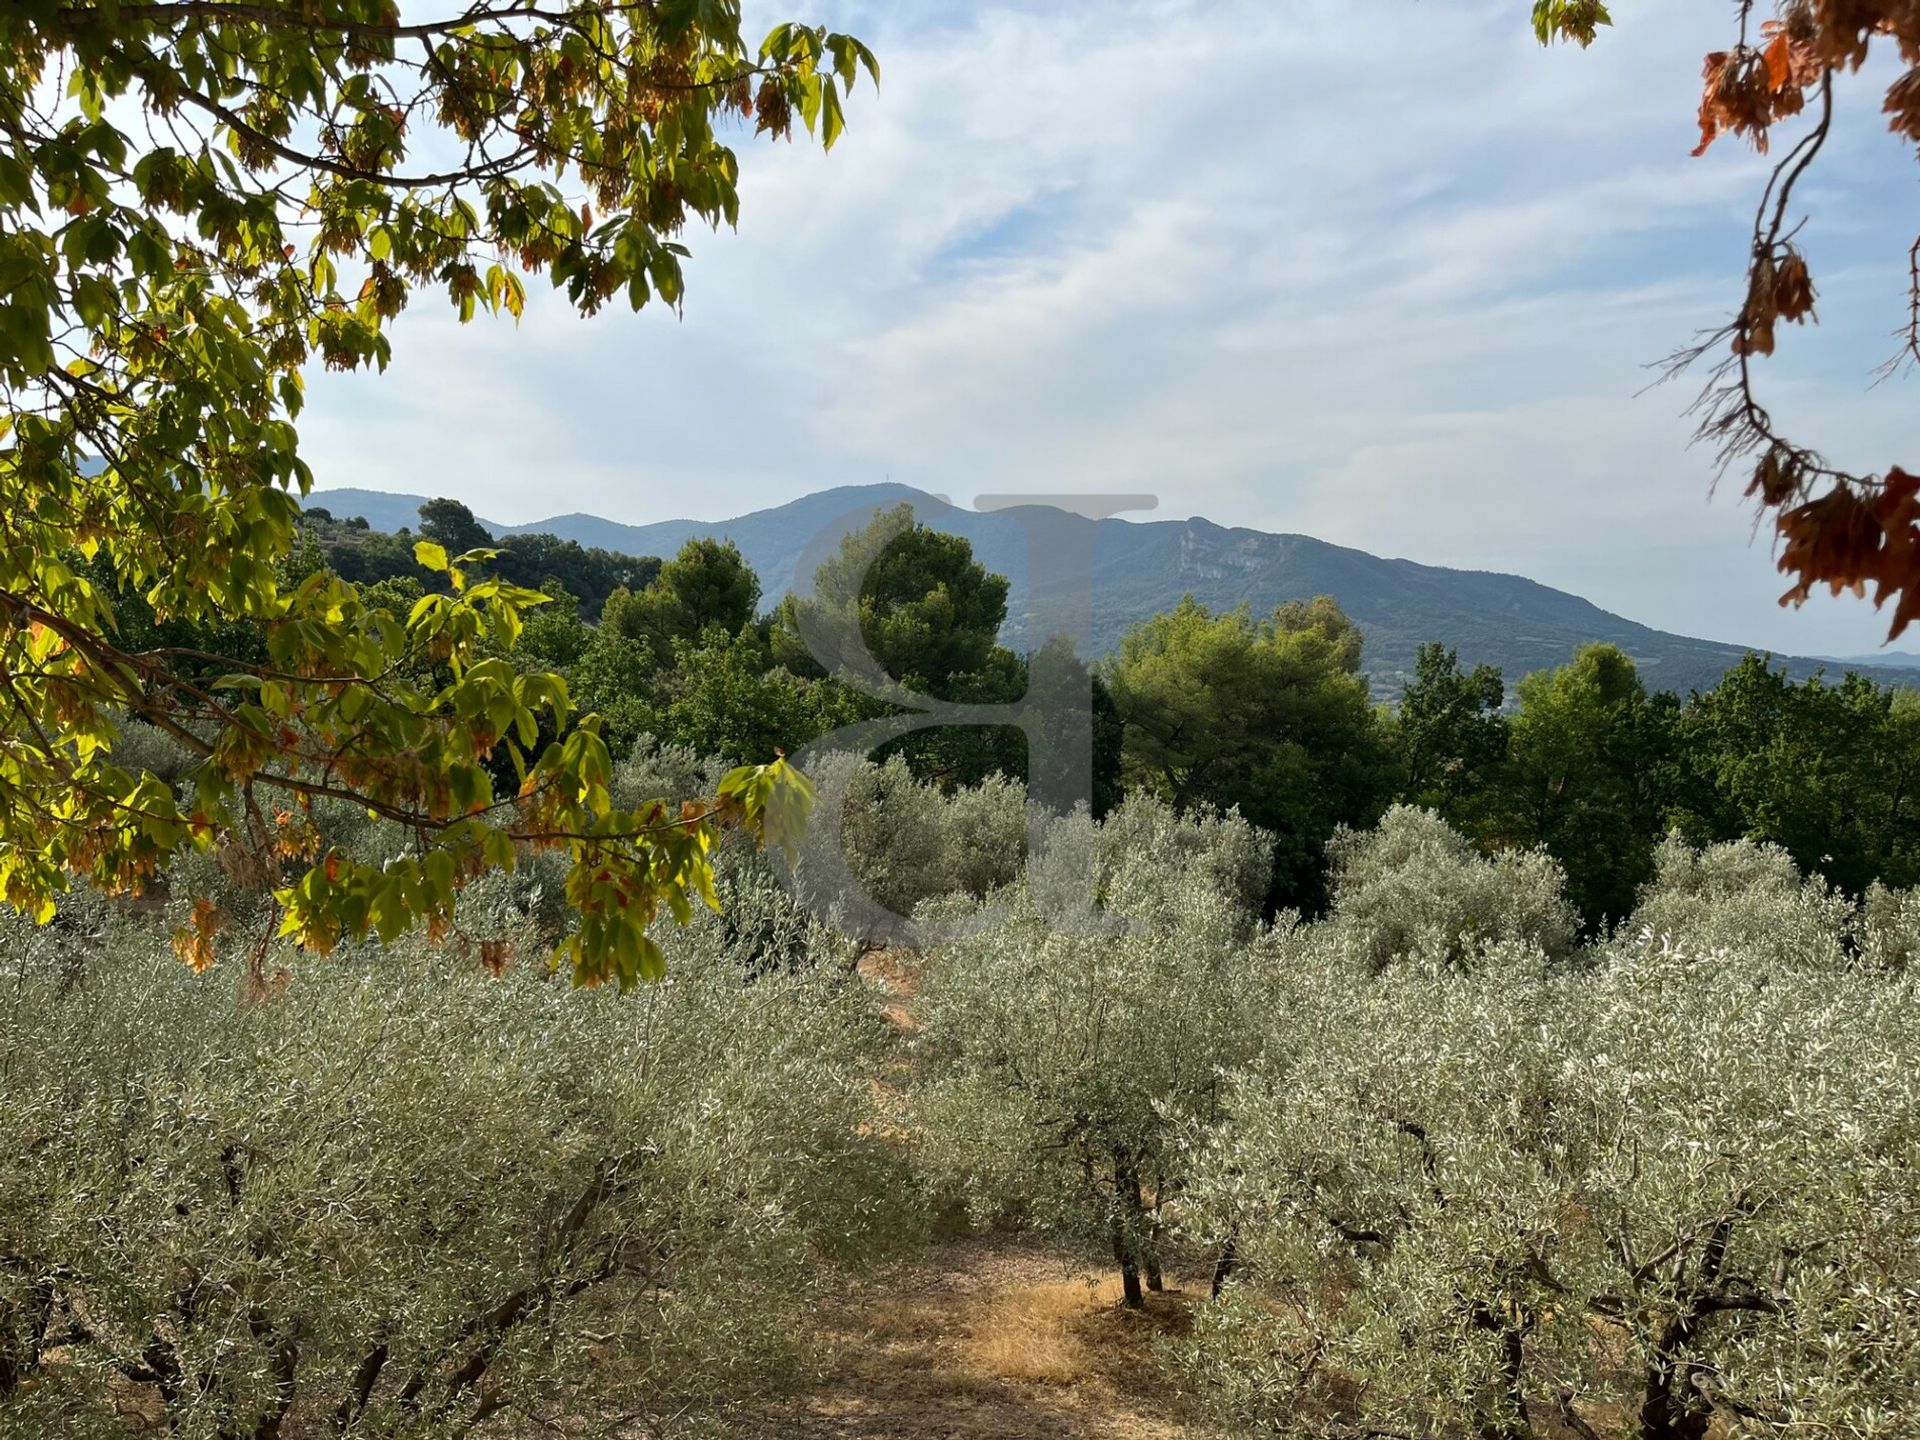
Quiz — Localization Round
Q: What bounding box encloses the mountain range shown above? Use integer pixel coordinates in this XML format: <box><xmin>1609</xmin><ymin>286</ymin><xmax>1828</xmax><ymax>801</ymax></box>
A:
<box><xmin>306</xmin><ymin>484</ymin><xmax>1919</xmax><ymax>699</ymax></box>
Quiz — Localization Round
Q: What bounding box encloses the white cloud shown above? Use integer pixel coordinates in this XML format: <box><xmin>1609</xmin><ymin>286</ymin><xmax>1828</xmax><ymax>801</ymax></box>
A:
<box><xmin>302</xmin><ymin>0</ymin><xmax>1920</xmax><ymax>656</ymax></box>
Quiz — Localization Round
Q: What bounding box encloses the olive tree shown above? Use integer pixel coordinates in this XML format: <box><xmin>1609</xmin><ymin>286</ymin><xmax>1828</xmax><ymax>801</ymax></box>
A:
<box><xmin>1321</xmin><ymin>805</ymin><xmax>1579</xmax><ymax>973</ymax></box>
<box><xmin>911</xmin><ymin>797</ymin><xmax>1276</xmax><ymax>1308</ymax></box>
<box><xmin>1860</xmin><ymin>880</ymin><xmax>1920</xmax><ymax>973</ymax></box>
<box><xmin>0</xmin><ymin>909</ymin><xmax>902</xmax><ymax>1438</ymax></box>
<box><xmin>785</xmin><ymin>751</ymin><xmax>1029</xmax><ymax>933</ymax></box>
<box><xmin>1626</xmin><ymin>832</ymin><xmax>1857</xmax><ymax>971</ymax></box>
<box><xmin>1179</xmin><ymin>920</ymin><xmax>1920</xmax><ymax>1438</ymax></box>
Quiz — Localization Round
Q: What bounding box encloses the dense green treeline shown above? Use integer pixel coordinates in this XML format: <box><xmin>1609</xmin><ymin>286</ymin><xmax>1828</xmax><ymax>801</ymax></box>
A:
<box><xmin>1404</xmin><ymin>640</ymin><xmax>1920</xmax><ymax>921</ymax></box>
<box><xmin>133</xmin><ymin>495</ymin><xmax>1920</xmax><ymax>926</ymax></box>
<box><xmin>295</xmin><ymin>500</ymin><xmax>662</xmax><ymax>620</ymax></box>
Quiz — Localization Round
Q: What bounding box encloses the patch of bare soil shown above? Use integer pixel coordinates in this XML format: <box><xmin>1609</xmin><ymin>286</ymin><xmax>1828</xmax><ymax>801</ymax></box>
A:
<box><xmin>724</xmin><ymin>1238</ymin><xmax>1215</xmax><ymax>1440</ymax></box>
<box><xmin>854</xmin><ymin>947</ymin><xmax>919</xmax><ymax>1032</ymax></box>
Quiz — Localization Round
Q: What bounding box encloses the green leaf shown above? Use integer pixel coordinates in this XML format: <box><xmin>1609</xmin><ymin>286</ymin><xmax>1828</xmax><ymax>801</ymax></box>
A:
<box><xmin>0</xmin><ymin>0</ymin><xmax>871</xmax><ymax>973</ymax></box>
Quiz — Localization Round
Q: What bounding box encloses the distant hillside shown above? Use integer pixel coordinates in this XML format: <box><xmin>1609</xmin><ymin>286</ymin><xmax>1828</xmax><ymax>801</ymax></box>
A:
<box><xmin>301</xmin><ymin>488</ymin><xmax>507</xmax><ymax>537</ymax></box>
<box><xmin>307</xmin><ymin>483</ymin><xmax>1913</xmax><ymax>699</ymax></box>
<box><xmin>1826</xmin><ymin>650</ymin><xmax>1920</xmax><ymax>671</ymax></box>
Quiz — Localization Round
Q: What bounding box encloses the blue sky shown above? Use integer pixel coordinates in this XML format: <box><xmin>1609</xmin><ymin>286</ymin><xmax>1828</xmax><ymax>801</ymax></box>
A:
<box><xmin>304</xmin><ymin>0</ymin><xmax>1919</xmax><ymax>656</ymax></box>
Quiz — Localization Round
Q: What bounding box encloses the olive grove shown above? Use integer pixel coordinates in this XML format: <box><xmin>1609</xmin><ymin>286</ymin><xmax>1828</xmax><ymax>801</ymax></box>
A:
<box><xmin>4</xmin><ymin>737</ymin><xmax>1919</xmax><ymax>1437</ymax></box>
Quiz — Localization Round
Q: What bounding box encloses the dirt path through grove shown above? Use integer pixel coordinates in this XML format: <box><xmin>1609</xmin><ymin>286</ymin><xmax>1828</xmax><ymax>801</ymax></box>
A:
<box><xmin>727</xmin><ymin>1239</ymin><xmax>1216</xmax><ymax>1440</ymax></box>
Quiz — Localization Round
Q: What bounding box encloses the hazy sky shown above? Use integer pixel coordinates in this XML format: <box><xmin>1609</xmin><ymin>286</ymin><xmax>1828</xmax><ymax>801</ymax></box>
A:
<box><xmin>303</xmin><ymin>0</ymin><xmax>1919</xmax><ymax>656</ymax></box>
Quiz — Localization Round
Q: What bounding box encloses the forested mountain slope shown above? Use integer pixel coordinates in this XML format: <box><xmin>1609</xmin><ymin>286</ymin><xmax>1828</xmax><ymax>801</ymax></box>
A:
<box><xmin>310</xmin><ymin>483</ymin><xmax>1905</xmax><ymax>697</ymax></box>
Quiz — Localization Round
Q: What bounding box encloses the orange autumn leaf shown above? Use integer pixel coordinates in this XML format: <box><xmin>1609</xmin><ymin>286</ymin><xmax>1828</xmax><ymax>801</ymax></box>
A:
<box><xmin>171</xmin><ymin>898</ymin><xmax>226</xmax><ymax>974</ymax></box>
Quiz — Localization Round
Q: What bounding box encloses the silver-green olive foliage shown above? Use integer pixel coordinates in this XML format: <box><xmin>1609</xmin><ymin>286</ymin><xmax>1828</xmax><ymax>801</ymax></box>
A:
<box><xmin>1177</xmin><ymin>814</ymin><xmax>1920</xmax><ymax>1440</ymax></box>
<box><xmin>0</xmin><ymin>898</ymin><xmax>901</xmax><ymax>1436</ymax></box>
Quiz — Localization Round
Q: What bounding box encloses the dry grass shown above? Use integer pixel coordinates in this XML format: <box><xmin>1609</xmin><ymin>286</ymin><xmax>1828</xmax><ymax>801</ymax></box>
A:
<box><xmin>855</xmin><ymin>947</ymin><xmax>920</xmax><ymax>1032</ymax></box>
<box><xmin>965</xmin><ymin>1274</ymin><xmax>1126</xmax><ymax>1384</ymax></box>
<box><xmin>719</xmin><ymin>1239</ymin><xmax>1214</xmax><ymax>1438</ymax></box>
